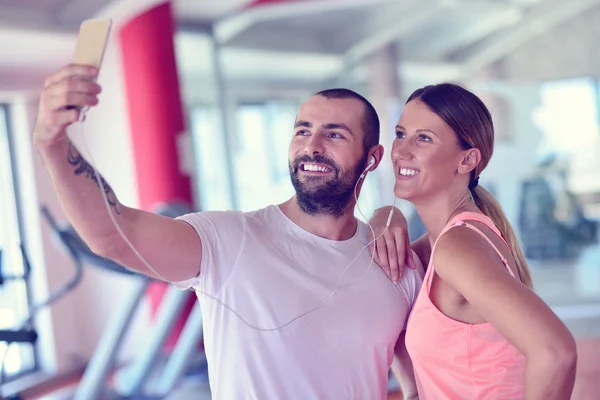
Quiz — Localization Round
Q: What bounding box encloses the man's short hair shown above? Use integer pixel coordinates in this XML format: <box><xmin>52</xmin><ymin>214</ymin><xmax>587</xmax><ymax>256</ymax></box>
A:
<box><xmin>313</xmin><ymin>88</ymin><xmax>380</xmax><ymax>150</ymax></box>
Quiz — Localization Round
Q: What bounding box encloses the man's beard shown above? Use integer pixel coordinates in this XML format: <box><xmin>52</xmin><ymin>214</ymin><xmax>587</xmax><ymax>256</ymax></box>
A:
<box><xmin>289</xmin><ymin>153</ymin><xmax>368</xmax><ymax>218</ymax></box>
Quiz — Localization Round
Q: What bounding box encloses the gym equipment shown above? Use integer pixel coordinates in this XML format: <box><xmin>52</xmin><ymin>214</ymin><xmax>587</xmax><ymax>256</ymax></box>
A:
<box><xmin>40</xmin><ymin>205</ymin><xmax>207</xmax><ymax>399</ymax></box>
<box><xmin>519</xmin><ymin>178</ymin><xmax>598</xmax><ymax>260</ymax></box>
<box><xmin>0</xmin><ymin>329</ymin><xmax>38</xmax><ymax>344</ymax></box>
<box><xmin>1</xmin><ymin>214</ymin><xmax>79</xmax><ymax>399</ymax></box>
<box><xmin>0</xmin><ymin>245</ymin><xmax>37</xmax><ymax>347</ymax></box>
<box><xmin>0</xmin><ymin>244</ymin><xmax>32</xmax><ymax>286</ymax></box>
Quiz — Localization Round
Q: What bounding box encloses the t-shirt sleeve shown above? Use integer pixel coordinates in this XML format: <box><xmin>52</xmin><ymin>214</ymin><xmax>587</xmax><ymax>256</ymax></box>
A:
<box><xmin>399</xmin><ymin>249</ymin><xmax>425</xmax><ymax>330</ymax></box>
<box><xmin>407</xmin><ymin>249</ymin><xmax>425</xmax><ymax>307</ymax></box>
<box><xmin>171</xmin><ymin>210</ymin><xmax>245</xmax><ymax>294</ymax></box>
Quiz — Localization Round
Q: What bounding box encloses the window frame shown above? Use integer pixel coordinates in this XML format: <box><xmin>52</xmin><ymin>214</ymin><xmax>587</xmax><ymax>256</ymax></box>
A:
<box><xmin>595</xmin><ymin>78</ymin><xmax>600</xmax><ymax>130</ymax></box>
<box><xmin>0</xmin><ymin>103</ymin><xmax>40</xmax><ymax>382</ymax></box>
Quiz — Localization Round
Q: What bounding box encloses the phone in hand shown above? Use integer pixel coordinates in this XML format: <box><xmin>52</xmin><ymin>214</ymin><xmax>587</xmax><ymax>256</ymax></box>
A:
<box><xmin>67</xmin><ymin>18</ymin><xmax>112</xmax><ymax>110</ymax></box>
<box><xmin>72</xmin><ymin>18</ymin><xmax>112</xmax><ymax>71</ymax></box>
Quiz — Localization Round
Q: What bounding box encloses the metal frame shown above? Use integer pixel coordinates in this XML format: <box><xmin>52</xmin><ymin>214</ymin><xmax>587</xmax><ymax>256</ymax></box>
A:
<box><xmin>209</xmin><ymin>26</ymin><xmax>240</xmax><ymax>210</ymax></box>
<box><xmin>73</xmin><ymin>283</ymin><xmax>207</xmax><ymax>400</ymax></box>
<box><xmin>152</xmin><ymin>301</ymin><xmax>205</xmax><ymax>396</ymax></box>
<box><xmin>73</xmin><ymin>278</ymin><xmax>150</xmax><ymax>400</ymax></box>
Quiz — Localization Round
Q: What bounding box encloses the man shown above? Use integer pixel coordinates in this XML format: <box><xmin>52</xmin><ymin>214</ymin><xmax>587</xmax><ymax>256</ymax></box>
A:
<box><xmin>34</xmin><ymin>64</ymin><xmax>423</xmax><ymax>399</ymax></box>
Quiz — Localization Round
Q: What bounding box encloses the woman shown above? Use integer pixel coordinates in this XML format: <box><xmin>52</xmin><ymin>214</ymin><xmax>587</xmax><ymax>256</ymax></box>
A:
<box><xmin>388</xmin><ymin>83</ymin><xmax>577</xmax><ymax>399</ymax></box>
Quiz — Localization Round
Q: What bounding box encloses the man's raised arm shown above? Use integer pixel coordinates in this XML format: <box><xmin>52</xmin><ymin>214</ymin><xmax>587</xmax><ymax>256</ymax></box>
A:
<box><xmin>33</xmin><ymin>64</ymin><xmax>201</xmax><ymax>282</ymax></box>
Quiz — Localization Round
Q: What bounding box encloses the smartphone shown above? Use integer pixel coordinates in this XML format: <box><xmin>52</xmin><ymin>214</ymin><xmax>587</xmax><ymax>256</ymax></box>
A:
<box><xmin>72</xmin><ymin>18</ymin><xmax>112</xmax><ymax>73</ymax></box>
<box><xmin>67</xmin><ymin>18</ymin><xmax>112</xmax><ymax>110</ymax></box>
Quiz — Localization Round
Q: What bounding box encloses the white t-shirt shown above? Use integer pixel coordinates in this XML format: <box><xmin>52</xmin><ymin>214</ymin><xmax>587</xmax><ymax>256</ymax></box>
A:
<box><xmin>174</xmin><ymin>205</ymin><xmax>423</xmax><ymax>400</ymax></box>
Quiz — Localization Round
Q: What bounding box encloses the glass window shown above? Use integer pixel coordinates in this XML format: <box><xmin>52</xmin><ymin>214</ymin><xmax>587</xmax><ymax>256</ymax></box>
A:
<box><xmin>528</xmin><ymin>78</ymin><xmax>600</xmax><ymax>305</ymax></box>
<box><xmin>233</xmin><ymin>102</ymin><xmax>297</xmax><ymax>211</ymax></box>
<box><xmin>189</xmin><ymin>106</ymin><xmax>234</xmax><ymax>211</ymax></box>
<box><xmin>189</xmin><ymin>100</ymin><xmax>384</xmax><ymax>220</ymax></box>
<box><xmin>0</xmin><ymin>105</ymin><xmax>36</xmax><ymax>380</ymax></box>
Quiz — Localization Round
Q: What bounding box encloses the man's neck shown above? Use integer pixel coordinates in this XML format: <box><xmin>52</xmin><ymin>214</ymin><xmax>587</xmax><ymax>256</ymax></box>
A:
<box><xmin>279</xmin><ymin>197</ymin><xmax>358</xmax><ymax>241</ymax></box>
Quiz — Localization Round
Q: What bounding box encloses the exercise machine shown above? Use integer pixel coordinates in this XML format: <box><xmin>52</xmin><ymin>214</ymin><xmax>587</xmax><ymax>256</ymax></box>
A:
<box><xmin>40</xmin><ymin>206</ymin><xmax>207</xmax><ymax>399</ymax></box>
<box><xmin>0</xmin><ymin>224</ymin><xmax>76</xmax><ymax>399</ymax></box>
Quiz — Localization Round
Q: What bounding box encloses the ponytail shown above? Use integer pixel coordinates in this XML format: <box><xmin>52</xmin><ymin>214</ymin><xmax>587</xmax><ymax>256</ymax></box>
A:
<box><xmin>471</xmin><ymin>185</ymin><xmax>534</xmax><ymax>289</ymax></box>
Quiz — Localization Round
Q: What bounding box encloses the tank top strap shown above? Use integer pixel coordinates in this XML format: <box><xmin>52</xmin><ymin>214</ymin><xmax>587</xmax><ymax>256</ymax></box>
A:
<box><xmin>426</xmin><ymin>212</ymin><xmax>515</xmax><ymax>290</ymax></box>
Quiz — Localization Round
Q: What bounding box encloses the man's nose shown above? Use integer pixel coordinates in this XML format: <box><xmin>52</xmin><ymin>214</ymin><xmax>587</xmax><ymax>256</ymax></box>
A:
<box><xmin>304</xmin><ymin>134</ymin><xmax>325</xmax><ymax>156</ymax></box>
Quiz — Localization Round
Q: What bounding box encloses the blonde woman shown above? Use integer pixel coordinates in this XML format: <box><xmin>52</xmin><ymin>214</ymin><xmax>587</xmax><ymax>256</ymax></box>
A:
<box><xmin>372</xmin><ymin>83</ymin><xmax>577</xmax><ymax>399</ymax></box>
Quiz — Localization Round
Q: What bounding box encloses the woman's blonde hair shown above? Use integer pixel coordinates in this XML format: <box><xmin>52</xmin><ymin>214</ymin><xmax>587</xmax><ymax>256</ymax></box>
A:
<box><xmin>407</xmin><ymin>83</ymin><xmax>533</xmax><ymax>288</ymax></box>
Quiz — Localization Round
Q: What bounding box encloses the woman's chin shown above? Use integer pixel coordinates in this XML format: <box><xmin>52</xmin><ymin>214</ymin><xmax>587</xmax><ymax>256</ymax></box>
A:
<box><xmin>393</xmin><ymin>184</ymin><xmax>417</xmax><ymax>201</ymax></box>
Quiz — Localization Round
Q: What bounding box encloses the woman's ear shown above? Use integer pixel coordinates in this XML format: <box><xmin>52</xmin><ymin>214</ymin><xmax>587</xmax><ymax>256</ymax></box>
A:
<box><xmin>458</xmin><ymin>148</ymin><xmax>481</xmax><ymax>176</ymax></box>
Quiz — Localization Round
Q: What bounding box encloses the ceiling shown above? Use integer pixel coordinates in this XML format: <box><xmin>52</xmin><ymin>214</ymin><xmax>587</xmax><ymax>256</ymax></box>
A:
<box><xmin>0</xmin><ymin>0</ymin><xmax>113</xmax><ymax>31</ymax></box>
<box><xmin>0</xmin><ymin>0</ymin><xmax>599</xmax><ymax>93</ymax></box>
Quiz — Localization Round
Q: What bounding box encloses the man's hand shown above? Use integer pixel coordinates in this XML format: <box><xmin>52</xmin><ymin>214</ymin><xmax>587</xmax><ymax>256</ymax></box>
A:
<box><xmin>31</xmin><ymin>63</ymin><xmax>204</xmax><ymax>283</ymax></box>
<box><xmin>368</xmin><ymin>206</ymin><xmax>416</xmax><ymax>283</ymax></box>
<box><xmin>33</xmin><ymin>64</ymin><xmax>101</xmax><ymax>148</ymax></box>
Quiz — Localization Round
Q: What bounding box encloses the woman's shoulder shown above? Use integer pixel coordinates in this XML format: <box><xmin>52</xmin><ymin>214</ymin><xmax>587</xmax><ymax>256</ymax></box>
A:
<box><xmin>433</xmin><ymin>218</ymin><xmax>506</xmax><ymax>278</ymax></box>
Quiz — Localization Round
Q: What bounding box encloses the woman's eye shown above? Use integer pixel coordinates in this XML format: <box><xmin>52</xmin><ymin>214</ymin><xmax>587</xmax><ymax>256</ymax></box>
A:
<box><xmin>418</xmin><ymin>134</ymin><xmax>432</xmax><ymax>143</ymax></box>
<box><xmin>395</xmin><ymin>131</ymin><xmax>406</xmax><ymax>139</ymax></box>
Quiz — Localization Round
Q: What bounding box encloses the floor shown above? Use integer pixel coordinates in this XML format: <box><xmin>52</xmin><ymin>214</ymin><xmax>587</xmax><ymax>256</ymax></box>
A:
<box><xmin>530</xmin><ymin>244</ymin><xmax>600</xmax><ymax>308</ymax></box>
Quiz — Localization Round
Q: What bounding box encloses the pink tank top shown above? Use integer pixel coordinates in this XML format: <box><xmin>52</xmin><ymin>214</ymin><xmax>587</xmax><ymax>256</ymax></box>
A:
<box><xmin>405</xmin><ymin>212</ymin><xmax>526</xmax><ymax>399</ymax></box>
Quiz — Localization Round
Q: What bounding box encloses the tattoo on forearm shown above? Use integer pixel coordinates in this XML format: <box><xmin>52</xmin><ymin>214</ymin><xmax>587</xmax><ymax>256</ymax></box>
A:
<box><xmin>67</xmin><ymin>142</ymin><xmax>122</xmax><ymax>214</ymax></box>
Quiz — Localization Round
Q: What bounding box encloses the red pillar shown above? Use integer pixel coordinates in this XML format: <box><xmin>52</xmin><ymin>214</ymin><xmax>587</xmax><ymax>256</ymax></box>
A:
<box><xmin>119</xmin><ymin>1</ymin><xmax>196</xmax><ymax>349</ymax></box>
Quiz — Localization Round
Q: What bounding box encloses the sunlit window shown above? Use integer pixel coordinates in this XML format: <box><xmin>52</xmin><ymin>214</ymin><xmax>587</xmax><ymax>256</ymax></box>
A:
<box><xmin>533</xmin><ymin>77</ymin><xmax>600</xmax><ymax>195</ymax></box>
<box><xmin>0</xmin><ymin>105</ymin><xmax>36</xmax><ymax>381</ymax></box>
<box><xmin>190</xmin><ymin>101</ymin><xmax>383</xmax><ymax>219</ymax></box>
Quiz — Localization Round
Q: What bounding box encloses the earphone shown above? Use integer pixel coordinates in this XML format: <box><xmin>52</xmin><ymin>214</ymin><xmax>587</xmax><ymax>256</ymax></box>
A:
<box><xmin>367</xmin><ymin>155</ymin><xmax>376</xmax><ymax>169</ymax></box>
<box><xmin>78</xmin><ymin>112</ymin><xmax>396</xmax><ymax>331</ymax></box>
<box><xmin>360</xmin><ymin>155</ymin><xmax>376</xmax><ymax>179</ymax></box>
<box><xmin>359</xmin><ymin>156</ymin><xmax>394</xmax><ymax>227</ymax></box>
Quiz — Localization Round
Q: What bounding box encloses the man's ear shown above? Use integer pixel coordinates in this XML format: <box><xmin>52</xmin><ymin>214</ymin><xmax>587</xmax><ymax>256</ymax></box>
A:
<box><xmin>367</xmin><ymin>144</ymin><xmax>385</xmax><ymax>172</ymax></box>
<box><xmin>458</xmin><ymin>148</ymin><xmax>481</xmax><ymax>177</ymax></box>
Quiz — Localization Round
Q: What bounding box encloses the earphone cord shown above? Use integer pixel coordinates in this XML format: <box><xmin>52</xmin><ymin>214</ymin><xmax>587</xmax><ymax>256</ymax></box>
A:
<box><xmin>78</xmin><ymin>112</ymin><xmax>395</xmax><ymax>331</ymax></box>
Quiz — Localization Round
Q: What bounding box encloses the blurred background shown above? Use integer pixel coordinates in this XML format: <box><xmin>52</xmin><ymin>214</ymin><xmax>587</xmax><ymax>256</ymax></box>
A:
<box><xmin>0</xmin><ymin>0</ymin><xmax>599</xmax><ymax>398</ymax></box>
